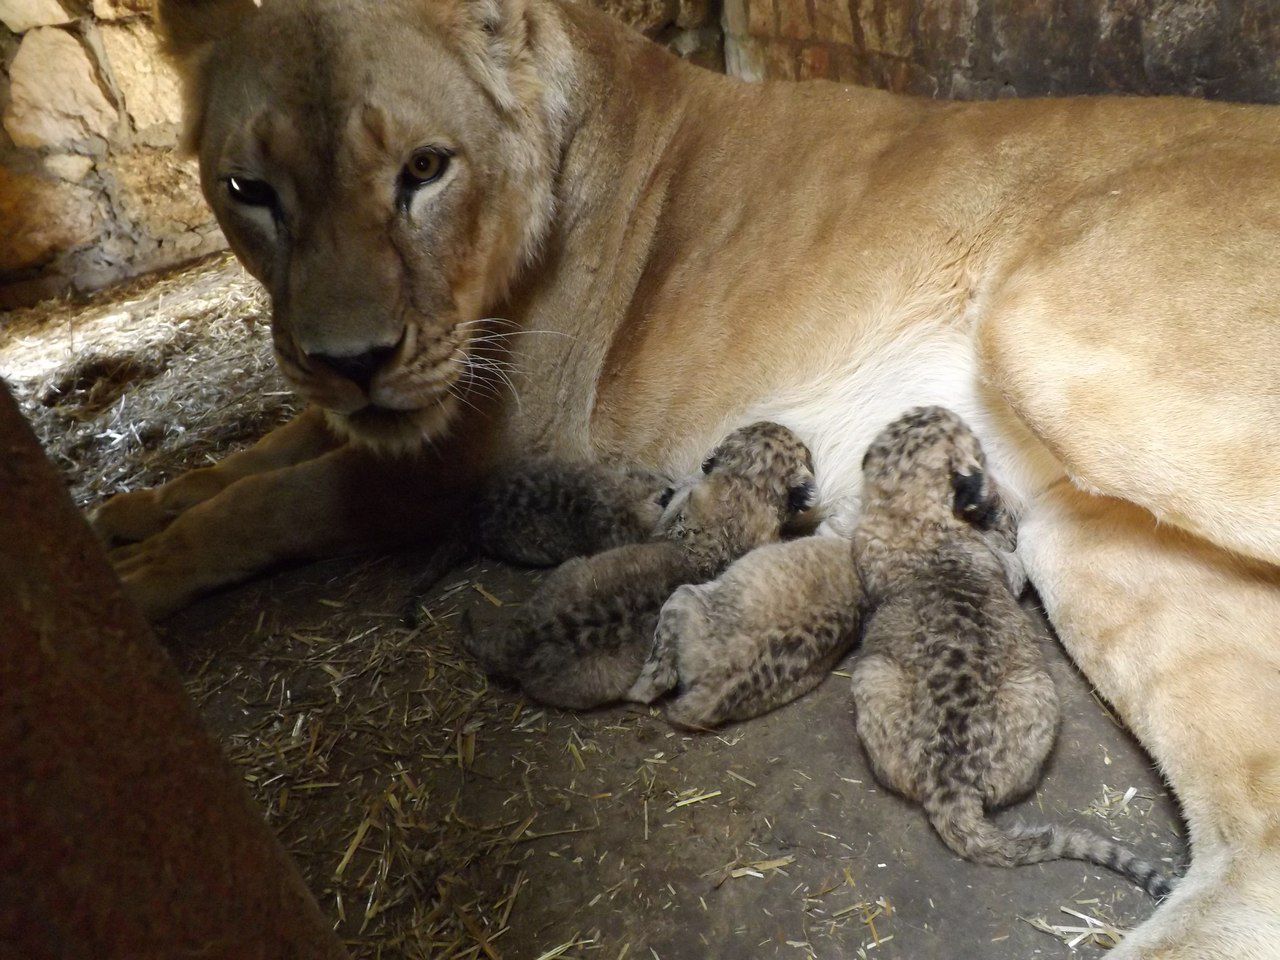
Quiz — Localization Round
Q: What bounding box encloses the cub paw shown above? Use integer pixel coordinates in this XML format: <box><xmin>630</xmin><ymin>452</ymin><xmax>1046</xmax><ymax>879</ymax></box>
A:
<box><xmin>627</xmin><ymin>657</ymin><xmax>678</xmax><ymax>704</ymax></box>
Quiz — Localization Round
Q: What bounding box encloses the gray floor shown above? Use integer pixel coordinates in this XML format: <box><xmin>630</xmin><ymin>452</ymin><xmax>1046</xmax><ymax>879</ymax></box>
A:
<box><xmin>163</xmin><ymin>546</ymin><xmax>1184</xmax><ymax>960</ymax></box>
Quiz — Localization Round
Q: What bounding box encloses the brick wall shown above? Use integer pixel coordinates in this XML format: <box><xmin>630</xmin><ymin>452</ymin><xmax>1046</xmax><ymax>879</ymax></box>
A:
<box><xmin>723</xmin><ymin>0</ymin><xmax>1280</xmax><ymax>100</ymax></box>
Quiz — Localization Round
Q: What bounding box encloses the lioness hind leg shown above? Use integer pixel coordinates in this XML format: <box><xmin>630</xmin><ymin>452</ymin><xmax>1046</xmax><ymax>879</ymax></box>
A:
<box><xmin>111</xmin><ymin>441</ymin><xmax>472</xmax><ymax>620</ymax></box>
<box><xmin>1020</xmin><ymin>483</ymin><xmax>1280</xmax><ymax>958</ymax></box>
<box><xmin>91</xmin><ymin>407</ymin><xmax>339</xmax><ymax>546</ymax></box>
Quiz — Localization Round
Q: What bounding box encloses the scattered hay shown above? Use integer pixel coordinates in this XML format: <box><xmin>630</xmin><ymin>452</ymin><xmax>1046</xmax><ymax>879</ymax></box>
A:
<box><xmin>1023</xmin><ymin>905</ymin><xmax>1127</xmax><ymax>950</ymax></box>
<box><xmin>0</xmin><ymin>252</ymin><xmax>294</xmax><ymax>507</ymax></box>
<box><xmin>185</xmin><ymin>579</ymin><xmax>541</xmax><ymax>959</ymax></box>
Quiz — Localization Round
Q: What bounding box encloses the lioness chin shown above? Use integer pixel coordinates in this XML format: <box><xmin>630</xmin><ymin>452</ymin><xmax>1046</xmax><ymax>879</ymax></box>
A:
<box><xmin>89</xmin><ymin>0</ymin><xmax>1280</xmax><ymax>955</ymax></box>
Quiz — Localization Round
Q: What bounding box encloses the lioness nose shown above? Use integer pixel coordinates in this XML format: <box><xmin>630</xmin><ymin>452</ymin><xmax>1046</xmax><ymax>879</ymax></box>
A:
<box><xmin>310</xmin><ymin>346</ymin><xmax>397</xmax><ymax>392</ymax></box>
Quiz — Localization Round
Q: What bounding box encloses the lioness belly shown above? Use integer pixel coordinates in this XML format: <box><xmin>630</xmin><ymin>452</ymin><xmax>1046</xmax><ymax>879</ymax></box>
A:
<box><xmin>611</xmin><ymin>323</ymin><xmax>1064</xmax><ymax>537</ymax></box>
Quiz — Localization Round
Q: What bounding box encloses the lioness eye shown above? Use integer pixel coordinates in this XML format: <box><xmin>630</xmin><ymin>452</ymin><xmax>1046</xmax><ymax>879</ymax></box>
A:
<box><xmin>405</xmin><ymin>149</ymin><xmax>450</xmax><ymax>185</ymax></box>
<box><xmin>225</xmin><ymin>175</ymin><xmax>277</xmax><ymax>208</ymax></box>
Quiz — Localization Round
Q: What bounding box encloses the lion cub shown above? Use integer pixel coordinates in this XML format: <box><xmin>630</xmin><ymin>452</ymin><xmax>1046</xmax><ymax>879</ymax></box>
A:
<box><xmin>463</xmin><ymin>422</ymin><xmax>816</xmax><ymax>710</ymax></box>
<box><xmin>476</xmin><ymin>460</ymin><xmax>672</xmax><ymax>567</ymax></box>
<box><xmin>628</xmin><ymin>535</ymin><xmax>862</xmax><ymax>729</ymax></box>
<box><xmin>850</xmin><ymin>406</ymin><xmax>1172</xmax><ymax>898</ymax></box>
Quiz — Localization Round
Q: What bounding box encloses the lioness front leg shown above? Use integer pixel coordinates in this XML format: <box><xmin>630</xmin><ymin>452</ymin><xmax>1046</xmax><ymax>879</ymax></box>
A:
<box><xmin>111</xmin><ymin>440</ymin><xmax>474</xmax><ymax>620</ymax></box>
<box><xmin>1020</xmin><ymin>483</ymin><xmax>1280</xmax><ymax>959</ymax></box>
<box><xmin>92</xmin><ymin>407</ymin><xmax>339</xmax><ymax>546</ymax></box>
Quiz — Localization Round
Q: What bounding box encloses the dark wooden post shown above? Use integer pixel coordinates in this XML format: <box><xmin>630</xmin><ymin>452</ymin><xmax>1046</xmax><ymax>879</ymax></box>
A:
<box><xmin>0</xmin><ymin>384</ymin><xmax>347</xmax><ymax>960</ymax></box>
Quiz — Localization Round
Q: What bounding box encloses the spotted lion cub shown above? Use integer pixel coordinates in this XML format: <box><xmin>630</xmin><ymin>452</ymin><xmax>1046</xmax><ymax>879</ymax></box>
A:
<box><xmin>476</xmin><ymin>460</ymin><xmax>672</xmax><ymax>567</ymax></box>
<box><xmin>462</xmin><ymin>422</ymin><xmax>815</xmax><ymax>710</ymax></box>
<box><xmin>628</xmin><ymin>535</ymin><xmax>862</xmax><ymax>729</ymax></box>
<box><xmin>851</xmin><ymin>406</ymin><xmax>1173</xmax><ymax>898</ymax></box>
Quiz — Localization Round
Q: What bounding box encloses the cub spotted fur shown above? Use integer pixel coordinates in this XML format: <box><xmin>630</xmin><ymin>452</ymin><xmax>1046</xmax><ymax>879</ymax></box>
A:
<box><xmin>629</xmin><ymin>535</ymin><xmax>861</xmax><ymax>729</ymax></box>
<box><xmin>462</xmin><ymin>422</ymin><xmax>815</xmax><ymax>709</ymax></box>
<box><xmin>851</xmin><ymin>407</ymin><xmax>1173</xmax><ymax>898</ymax></box>
<box><xmin>476</xmin><ymin>460</ymin><xmax>671</xmax><ymax>567</ymax></box>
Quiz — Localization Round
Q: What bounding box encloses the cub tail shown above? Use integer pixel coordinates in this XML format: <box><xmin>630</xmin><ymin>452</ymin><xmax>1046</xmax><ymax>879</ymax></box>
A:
<box><xmin>923</xmin><ymin>787</ymin><xmax>1174</xmax><ymax>899</ymax></box>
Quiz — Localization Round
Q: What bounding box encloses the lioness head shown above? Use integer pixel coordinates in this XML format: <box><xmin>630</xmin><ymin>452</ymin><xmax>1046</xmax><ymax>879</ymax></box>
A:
<box><xmin>158</xmin><ymin>0</ymin><xmax>570</xmax><ymax>449</ymax></box>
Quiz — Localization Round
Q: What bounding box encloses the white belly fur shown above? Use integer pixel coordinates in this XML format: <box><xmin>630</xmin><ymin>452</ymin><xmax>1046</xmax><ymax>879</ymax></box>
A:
<box><xmin>717</xmin><ymin>328</ymin><xmax>1064</xmax><ymax>537</ymax></box>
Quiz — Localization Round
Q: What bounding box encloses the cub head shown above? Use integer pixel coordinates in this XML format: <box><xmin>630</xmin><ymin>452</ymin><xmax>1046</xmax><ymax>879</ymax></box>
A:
<box><xmin>657</xmin><ymin>421</ymin><xmax>816</xmax><ymax>563</ymax></box>
<box><xmin>860</xmin><ymin>405</ymin><xmax>1005</xmax><ymax>532</ymax></box>
<box><xmin>158</xmin><ymin>0</ymin><xmax>570</xmax><ymax>449</ymax></box>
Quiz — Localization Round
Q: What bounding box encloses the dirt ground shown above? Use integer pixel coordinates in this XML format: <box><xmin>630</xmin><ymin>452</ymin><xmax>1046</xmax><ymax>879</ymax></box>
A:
<box><xmin>1</xmin><ymin>258</ymin><xmax>1185</xmax><ymax>960</ymax></box>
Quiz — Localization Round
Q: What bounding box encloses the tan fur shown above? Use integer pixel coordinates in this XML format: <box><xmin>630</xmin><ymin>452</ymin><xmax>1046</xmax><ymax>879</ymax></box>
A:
<box><xmin>96</xmin><ymin>1</ymin><xmax>1280</xmax><ymax>952</ymax></box>
<box><xmin>630</xmin><ymin>535</ymin><xmax>861</xmax><ymax>730</ymax></box>
<box><xmin>462</xmin><ymin>422</ymin><xmax>813</xmax><ymax>709</ymax></box>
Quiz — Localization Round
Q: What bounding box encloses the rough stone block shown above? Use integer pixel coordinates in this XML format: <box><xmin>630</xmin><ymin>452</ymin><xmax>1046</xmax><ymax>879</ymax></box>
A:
<box><xmin>675</xmin><ymin>0</ymin><xmax>713</xmax><ymax>29</ymax></box>
<box><xmin>3</xmin><ymin>27</ymin><xmax>119</xmax><ymax>149</ymax></box>
<box><xmin>101</xmin><ymin>21</ymin><xmax>183</xmax><ymax>133</ymax></box>
<box><xmin>722</xmin><ymin>0</ymin><xmax>750</xmax><ymax>37</ymax></box>
<box><xmin>746</xmin><ymin>0</ymin><xmax>775</xmax><ymax>37</ymax></box>
<box><xmin>799</xmin><ymin>42</ymin><xmax>831</xmax><ymax>78</ymax></box>
<box><xmin>92</xmin><ymin>0</ymin><xmax>151</xmax><ymax>18</ymax></box>
<box><xmin>856</xmin><ymin>0</ymin><xmax>914</xmax><ymax>57</ymax></box>
<box><xmin>724</xmin><ymin>33</ymin><xmax>768</xmax><ymax>80</ymax></box>
<box><xmin>43</xmin><ymin>153</ymin><xmax>95</xmax><ymax>182</ymax></box>
<box><xmin>0</xmin><ymin>0</ymin><xmax>72</xmax><ymax>33</ymax></box>
<box><xmin>775</xmin><ymin>0</ymin><xmax>811</xmax><ymax>39</ymax></box>
<box><xmin>104</xmin><ymin>147</ymin><xmax>213</xmax><ymax>240</ymax></box>
<box><xmin>764</xmin><ymin>38</ymin><xmax>799</xmax><ymax>78</ymax></box>
<box><xmin>847</xmin><ymin>0</ymin><xmax>1280</xmax><ymax>101</ymax></box>
<box><xmin>0</xmin><ymin>166</ymin><xmax>102</xmax><ymax>272</ymax></box>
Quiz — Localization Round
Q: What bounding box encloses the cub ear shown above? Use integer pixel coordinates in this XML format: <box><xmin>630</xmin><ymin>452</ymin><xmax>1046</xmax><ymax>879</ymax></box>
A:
<box><xmin>156</xmin><ymin>0</ymin><xmax>259</xmax><ymax>60</ymax></box>
<box><xmin>951</xmin><ymin>469</ymin><xmax>999</xmax><ymax>530</ymax></box>
<box><xmin>786</xmin><ymin>476</ymin><xmax>817</xmax><ymax>515</ymax></box>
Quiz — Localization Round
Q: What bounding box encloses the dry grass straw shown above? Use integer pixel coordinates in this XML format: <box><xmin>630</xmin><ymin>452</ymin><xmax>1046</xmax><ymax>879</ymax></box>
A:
<box><xmin>1023</xmin><ymin>905</ymin><xmax>1127</xmax><ymax>950</ymax></box>
<box><xmin>0</xmin><ymin>252</ymin><xmax>295</xmax><ymax>507</ymax></box>
<box><xmin>184</xmin><ymin>581</ymin><xmax>544</xmax><ymax>959</ymax></box>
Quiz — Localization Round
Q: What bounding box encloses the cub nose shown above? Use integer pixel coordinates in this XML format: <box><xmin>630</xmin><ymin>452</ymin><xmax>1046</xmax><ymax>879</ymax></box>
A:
<box><xmin>310</xmin><ymin>345</ymin><xmax>397</xmax><ymax>392</ymax></box>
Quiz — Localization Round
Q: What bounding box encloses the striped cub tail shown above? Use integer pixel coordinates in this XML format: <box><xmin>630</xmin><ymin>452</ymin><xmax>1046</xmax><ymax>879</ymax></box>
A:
<box><xmin>923</xmin><ymin>788</ymin><xmax>1174</xmax><ymax>899</ymax></box>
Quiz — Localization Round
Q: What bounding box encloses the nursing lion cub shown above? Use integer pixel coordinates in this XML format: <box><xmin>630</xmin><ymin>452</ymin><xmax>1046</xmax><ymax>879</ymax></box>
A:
<box><xmin>93</xmin><ymin>0</ymin><xmax>1280</xmax><ymax>955</ymax></box>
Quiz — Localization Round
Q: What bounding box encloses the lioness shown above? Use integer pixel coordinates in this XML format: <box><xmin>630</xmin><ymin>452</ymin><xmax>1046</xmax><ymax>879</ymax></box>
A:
<box><xmin>96</xmin><ymin>0</ymin><xmax>1280</xmax><ymax>954</ymax></box>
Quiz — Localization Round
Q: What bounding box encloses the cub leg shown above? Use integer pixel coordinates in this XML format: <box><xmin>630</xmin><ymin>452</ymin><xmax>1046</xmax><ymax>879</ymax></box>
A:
<box><xmin>111</xmin><ymin>440</ymin><xmax>474</xmax><ymax>620</ymax></box>
<box><xmin>92</xmin><ymin>407</ymin><xmax>339</xmax><ymax>546</ymax></box>
<box><xmin>981</xmin><ymin>668</ymin><xmax>1059</xmax><ymax>808</ymax></box>
<box><xmin>626</xmin><ymin>583</ymin><xmax>704</xmax><ymax>704</ymax></box>
<box><xmin>850</xmin><ymin>647</ymin><xmax>925</xmax><ymax>801</ymax></box>
<box><xmin>1019</xmin><ymin>482</ymin><xmax>1280</xmax><ymax>959</ymax></box>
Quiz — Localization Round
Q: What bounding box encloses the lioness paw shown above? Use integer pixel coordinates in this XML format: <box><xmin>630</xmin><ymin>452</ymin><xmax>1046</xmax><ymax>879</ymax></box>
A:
<box><xmin>109</xmin><ymin>531</ymin><xmax>205</xmax><ymax>621</ymax></box>
<box><xmin>91</xmin><ymin>488</ymin><xmax>174</xmax><ymax>547</ymax></box>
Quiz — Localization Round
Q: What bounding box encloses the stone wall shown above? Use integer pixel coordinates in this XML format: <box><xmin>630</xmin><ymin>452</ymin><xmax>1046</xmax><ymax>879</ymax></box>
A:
<box><xmin>0</xmin><ymin>0</ymin><xmax>222</xmax><ymax>309</ymax></box>
<box><xmin>723</xmin><ymin>0</ymin><xmax>1280</xmax><ymax>101</ymax></box>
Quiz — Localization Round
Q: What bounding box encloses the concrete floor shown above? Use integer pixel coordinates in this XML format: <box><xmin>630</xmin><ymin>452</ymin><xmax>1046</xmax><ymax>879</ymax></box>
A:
<box><xmin>162</xmin><ymin>545</ymin><xmax>1184</xmax><ymax>960</ymax></box>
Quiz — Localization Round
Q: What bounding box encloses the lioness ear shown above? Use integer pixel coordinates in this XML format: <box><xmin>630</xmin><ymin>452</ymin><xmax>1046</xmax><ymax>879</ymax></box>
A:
<box><xmin>452</xmin><ymin>0</ymin><xmax>535</xmax><ymax>114</ymax></box>
<box><xmin>156</xmin><ymin>0</ymin><xmax>259</xmax><ymax>61</ymax></box>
